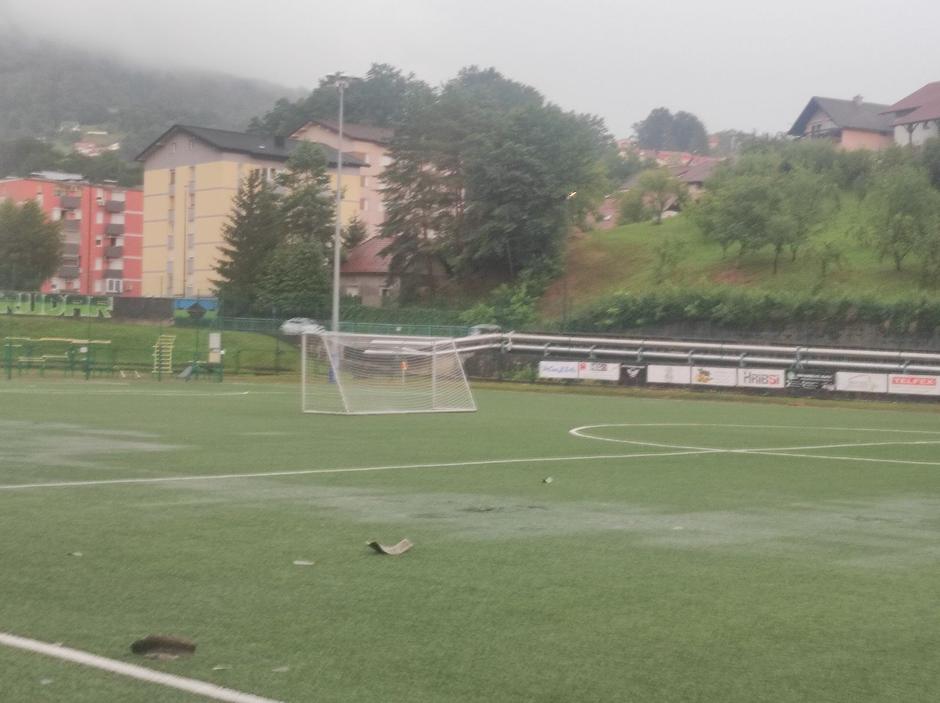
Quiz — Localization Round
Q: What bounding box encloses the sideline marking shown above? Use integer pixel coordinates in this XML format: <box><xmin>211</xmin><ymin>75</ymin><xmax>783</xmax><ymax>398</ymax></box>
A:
<box><xmin>0</xmin><ymin>450</ymin><xmax>719</xmax><ymax>491</ymax></box>
<box><xmin>0</xmin><ymin>632</ymin><xmax>282</xmax><ymax>703</ymax></box>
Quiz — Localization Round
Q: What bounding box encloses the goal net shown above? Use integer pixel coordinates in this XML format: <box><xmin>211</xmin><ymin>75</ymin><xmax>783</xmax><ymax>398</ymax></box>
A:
<box><xmin>301</xmin><ymin>332</ymin><xmax>476</xmax><ymax>415</ymax></box>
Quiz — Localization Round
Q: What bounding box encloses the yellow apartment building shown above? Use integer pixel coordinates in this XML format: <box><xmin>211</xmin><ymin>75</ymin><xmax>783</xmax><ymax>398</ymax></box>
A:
<box><xmin>290</xmin><ymin>120</ymin><xmax>394</xmax><ymax>236</ymax></box>
<box><xmin>136</xmin><ymin>124</ymin><xmax>365</xmax><ymax>297</ymax></box>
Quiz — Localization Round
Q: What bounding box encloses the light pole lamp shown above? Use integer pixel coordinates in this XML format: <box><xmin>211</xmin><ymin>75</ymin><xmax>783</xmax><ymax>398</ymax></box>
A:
<box><xmin>323</xmin><ymin>72</ymin><xmax>360</xmax><ymax>333</ymax></box>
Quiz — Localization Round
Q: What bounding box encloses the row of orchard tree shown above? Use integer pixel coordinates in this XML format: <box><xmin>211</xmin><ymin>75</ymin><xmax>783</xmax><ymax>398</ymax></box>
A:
<box><xmin>618</xmin><ymin>137</ymin><xmax>940</xmax><ymax>285</ymax></box>
<box><xmin>694</xmin><ymin>139</ymin><xmax>940</xmax><ymax>282</ymax></box>
<box><xmin>219</xmin><ymin>65</ymin><xmax>618</xmax><ymax>314</ymax></box>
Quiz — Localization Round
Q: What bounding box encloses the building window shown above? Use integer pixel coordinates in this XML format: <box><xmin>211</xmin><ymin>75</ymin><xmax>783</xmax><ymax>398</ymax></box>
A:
<box><xmin>94</xmin><ymin>258</ymin><xmax>102</xmax><ymax>271</ymax></box>
<box><xmin>166</xmin><ymin>273</ymin><xmax>173</xmax><ymax>293</ymax></box>
<box><xmin>186</xmin><ymin>257</ymin><xmax>195</xmax><ymax>275</ymax></box>
<box><xmin>345</xmin><ymin>285</ymin><xmax>360</xmax><ymax>299</ymax></box>
<box><xmin>381</xmin><ymin>287</ymin><xmax>392</xmax><ymax>301</ymax></box>
<box><xmin>168</xmin><ymin>169</ymin><xmax>176</xmax><ymax>188</ymax></box>
<box><xmin>188</xmin><ymin>137</ymin><xmax>196</xmax><ymax>150</ymax></box>
<box><xmin>106</xmin><ymin>279</ymin><xmax>123</xmax><ymax>293</ymax></box>
<box><xmin>94</xmin><ymin>280</ymin><xmax>104</xmax><ymax>294</ymax></box>
<box><xmin>96</xmin><ymin>211</ymin><xmax>104</xmax><ymax>224</ymax></box>
<box><xmin>187</xmin><ymin>232</ymin><xmax>195</xmax><ymax>250</ymax></box>
<box><xmin>95</xmin><ymin>237</ymin><xmax>102</xmax><ymax>247</ymax></box>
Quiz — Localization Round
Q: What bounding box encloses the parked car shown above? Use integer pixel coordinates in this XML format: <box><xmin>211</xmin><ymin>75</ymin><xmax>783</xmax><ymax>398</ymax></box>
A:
<box><xmin>279</xmin><ymin>318</ymin><xmax>324</xmax><ymax>335</ymax></box>
<box><xmin>469</xmin><ymin>324</ymin><xmax>501</xmax><ymax>336</ymax></box>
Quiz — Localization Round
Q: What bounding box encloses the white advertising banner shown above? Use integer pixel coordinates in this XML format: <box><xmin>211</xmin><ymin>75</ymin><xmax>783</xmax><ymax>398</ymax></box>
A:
<box><xmin>647</xmin><ymin>364</ymin><xmax>692</xmax><ymax>385</ymax></box>
<box><xmin>887</xmin><ymin>374</ymin><xmax>940</xmax><ymax>396</ymax></box>
<box><xmin>691</xmin><ymin>366</ymin><xmax>738</xmax><ymax>387</ymax></box>
<box><xmin>737</xmin><ymin>368</ymin><xmax>786</xmax><ymax>389</ymax></box>
<box><xmin>578</xmin><ymin>361</ymin><xmax>621</xmax><ymax>381</ymax></box>
<box><xmin>538</xmin><ymin>360</ymin><xmax>580</xmax><ymax>380</ymax></box>
<box><xmin>835</xmin><ymin>372</ymin><xmax>888</xmax><ymax>394</ymax></box>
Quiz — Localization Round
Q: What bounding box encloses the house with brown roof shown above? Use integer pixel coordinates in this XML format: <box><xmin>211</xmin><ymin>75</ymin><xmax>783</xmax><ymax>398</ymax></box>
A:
<box><xmin>881</xmin><ymin>82</ymin><xmax>940</xmax><ymax>146</ymax></box>
<box><xmin>340</xmin><ymin>236</ymin><xmax>397</xmax><ymax>306</ymax></box>
<box><xmin>788</xmin><ymin>96</ymin><xmax>894</xmax><ymax>150</ymax></box>
<box><xmin>291</xmin><ymin>120</ymin><xmax>394</xmax><ymax>236</ymax></box>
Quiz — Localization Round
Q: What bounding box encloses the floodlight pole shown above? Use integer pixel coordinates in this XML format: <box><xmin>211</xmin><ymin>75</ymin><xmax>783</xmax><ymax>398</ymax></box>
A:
<box><xmin>330</xmin><ymin>75</ymin><xmax>348</xmax><ymax>333</ymax></box>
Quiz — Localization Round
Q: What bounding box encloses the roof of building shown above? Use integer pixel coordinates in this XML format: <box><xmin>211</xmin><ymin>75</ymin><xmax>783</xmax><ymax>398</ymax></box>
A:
<box><xmin>135</xmin><ymin>124</ymin><xmax>366</xmax><ymax>167</ymax></box>
<box><xmin>882</xmin><ymin>82</ymin><xmax>940</xmax><ymax>125</ymax></box>
<box><xmin>788</xmin><ymin>96</ymin><xmax>893</xmax><ymax>136</ymax></box>
<box><xmin>340</xmin><ymin>236</ymin><xmax>393</xmax><ymax>275</ymax></box>
<box><xmin>291</xmin><ymin>120</ymin><xmax>395</xmax><ymax>145</ymax></box>
<box><xmin>671</xmin><ymin>159</ymin><xmax>721</xmax><ymax>185</ymax></box>
<box><xmin>29</xmin><ymin>170</ymin><xmax>85</xmax><ymax>182</ymax></box>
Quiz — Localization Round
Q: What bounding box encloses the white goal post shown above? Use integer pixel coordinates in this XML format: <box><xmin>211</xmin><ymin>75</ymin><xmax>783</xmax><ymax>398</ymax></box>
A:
<box><xmin>301</xmin><ymin>332</ymin><xmax>476</xmax><ymax>415</ymax></box>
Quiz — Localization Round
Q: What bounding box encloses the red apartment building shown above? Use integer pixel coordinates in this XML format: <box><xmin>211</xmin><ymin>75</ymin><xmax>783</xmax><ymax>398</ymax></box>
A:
<box><xmin>0</xmin><ymin>173</ymin><xmax>143</xmax><ymax>296</ymax></box>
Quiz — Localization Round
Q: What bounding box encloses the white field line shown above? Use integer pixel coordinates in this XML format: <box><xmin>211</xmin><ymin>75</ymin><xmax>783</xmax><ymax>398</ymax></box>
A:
<box><xmin>0</xmin><ymin>389</ymin><xmax>255</xmax><ymax>397</ymax></box>
<box><xmin>0</xmin><ymin>632</ymin><xmax>282</xmax><ymax>703</ymax></box>
<box><xmin>742</xmin><ymin>451</ymin><xmax>940</xmax><ymax>467</ymax></box>
<box><xmin>0</xmin><ymin>450</ymin><xmax>719</xmax><ymax>492</ymax></box>
<box><xmin>570</xmin><ymin>423</ymin><xmax>940</xmax><ymax>436</ymax></box>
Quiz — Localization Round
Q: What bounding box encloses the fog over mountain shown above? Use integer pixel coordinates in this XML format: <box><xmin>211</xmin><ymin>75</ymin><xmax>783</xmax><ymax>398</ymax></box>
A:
<box><xmin>3</xmin><ymin>0</ymin><xmax>940</xmax><ymax>136</ymax></box>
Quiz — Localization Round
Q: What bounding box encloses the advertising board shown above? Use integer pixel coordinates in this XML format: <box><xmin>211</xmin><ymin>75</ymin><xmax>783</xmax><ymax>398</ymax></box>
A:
<box><xmin>691</xmin><ymin>366</ymin><xmax>737</xmax><ymax>387</ymax></box>
<box><xmin>786</xmin><ymin>371</ymin><xmax>835</xmax><ymax>391</ymax></box>
<box><xmin>834</xmin><ymin>372</ymin><xmax>888</xmax><ymax>393</ymax></box>
<box><xmin>646</xmin><ymin>365</ymin><xmax>692</xmax><ymax>385</ymax></box>
<box><xmin>887</xmin><ymin>374</ymin><xmax>940</xmax><ymax>396</ymax></box>
<box><xmin>577</xmin><ymin>361</ymin><xmax>621</xmax><ymax>381</ymax></box>
<box><xmin>622</xmin><ymin>365</ymin><xmax>646</xmax><ymax>386</ymax></box>
<box><xmin>738</xmin><ymin>368</ymin><xmax>786</xmax><ymax>389</ymax></box>
<box><xmin>538</xmin><ymin>360</ymin><xmax>580</xmax><ymax>380</ymax></box>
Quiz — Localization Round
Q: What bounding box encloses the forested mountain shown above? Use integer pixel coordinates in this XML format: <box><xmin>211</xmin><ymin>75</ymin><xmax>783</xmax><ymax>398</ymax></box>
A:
<box><xmin>0</xmin><ymin>32</ymin><xmax>298</xmax><ymax>159</ymax></box>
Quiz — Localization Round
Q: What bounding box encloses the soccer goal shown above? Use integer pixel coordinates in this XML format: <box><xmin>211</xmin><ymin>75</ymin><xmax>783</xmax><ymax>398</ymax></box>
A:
<box><xmin>301</xmin><ymin>332</ymin><xmax>476</xmax><ymax>415</ymax></box>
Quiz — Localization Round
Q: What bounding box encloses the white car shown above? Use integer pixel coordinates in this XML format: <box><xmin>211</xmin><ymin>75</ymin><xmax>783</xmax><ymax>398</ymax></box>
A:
<box><xmin>279</xmin><ymin>318</ymin><xmax>325</xmax><ymax>335</ymax></box>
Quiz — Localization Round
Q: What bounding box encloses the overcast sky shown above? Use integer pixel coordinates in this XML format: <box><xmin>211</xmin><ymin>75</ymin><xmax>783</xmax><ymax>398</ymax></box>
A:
<box><xmin>4</xmin><ymin>0</ymin><xmax>940</xmax><ymax>137</ymax></box>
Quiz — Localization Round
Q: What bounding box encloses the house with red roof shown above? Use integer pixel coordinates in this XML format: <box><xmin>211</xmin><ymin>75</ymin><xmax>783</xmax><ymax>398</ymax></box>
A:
<box><xmin>881</xmin><ymin>82</ymin><xmax>940</xmax><ymax>146</ymax></box>
<box><xmin>340</xmin><ymin>236</ymin><xmax>398</xmax><ymax>306</ymax></box>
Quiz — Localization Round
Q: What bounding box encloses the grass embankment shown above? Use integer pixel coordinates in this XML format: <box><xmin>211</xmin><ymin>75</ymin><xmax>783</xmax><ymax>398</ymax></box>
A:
<box><xmin>0</xmin><ymin>316</ymin><xmax>299</xmax><ymax>375</ymax></box>
<box><xmin>543</xmin><ymin>194</ymin><xmax>938</xmax><ymax>317</ymax></box>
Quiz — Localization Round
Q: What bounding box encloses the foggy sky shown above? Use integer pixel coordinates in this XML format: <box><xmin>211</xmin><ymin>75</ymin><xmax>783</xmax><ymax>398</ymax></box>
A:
<box><xmin>4</xmin><ymin>0</ymin><xmax>940</xmax><ymax>137</ymax></box>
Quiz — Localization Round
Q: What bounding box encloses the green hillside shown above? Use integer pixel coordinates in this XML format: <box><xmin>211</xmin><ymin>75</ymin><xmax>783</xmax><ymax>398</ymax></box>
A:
<box><xmin>0</xmin><ymin>33</ymin><xmax>297</xmax><ymax>160</ymax></box>
<box><xmin>543</xmin><ymin>194</ymin><xmax>937</xmax><ymax>317</ymax></box>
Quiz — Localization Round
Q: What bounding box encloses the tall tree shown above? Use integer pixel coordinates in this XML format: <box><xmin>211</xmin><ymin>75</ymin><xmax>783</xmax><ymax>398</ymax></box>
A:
<box><xmin>381</xmin><ymin>67</ymin><xmax>610</xmax><ymax>284</ymax></box>
<box><xmin>671</xmin><ymin>111</ymin><xmax>710</xmax><ymax>153</ymax></box>
<box><xmin>0</xmin><ymin>200</ymin><xmax>62</xmax><ymax>289</ymax></box>
<box><xmin>255</xmin><ymin>240</ymin><xmax>331</xmax><ymax>317</ymax></box>
<box><xmin>276</xmin><ymin>143</ymin><xmax>335</xmax><ymax>248</ymax></box>
<box><xmin>633</xmin><ymin>108</ymin><xmax>676</xmax><ymax>151</ymax></box>
<box><xmin>859</xmin><ymin>163</ymin><xmax>940</xmax><ymax>272</ymax></box>
<box><xmin>249</xmin><ymin>63</ymin><xmax>434</xmax><ymax>135</ymax></box>
<box><xmin>633</xmin><ymin>108</ymin><xmax>710</xmax><ymax>154</ymax></box>
<box><xmin>213</xmin><ymin>170</ymin><xmax>281</xmax><ymax>313</ymax></box>
<box><xmin>633</xmin><ymin>168</ymin><xmax>687</xmax><ymax>224</ymax></box>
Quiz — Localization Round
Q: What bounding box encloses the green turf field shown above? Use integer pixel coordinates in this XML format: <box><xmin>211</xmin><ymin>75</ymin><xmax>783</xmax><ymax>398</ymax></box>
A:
<box><xmin>1</xmin><ymin>380</ymin><xmax>938</xmax><ymax>702</ymax></box>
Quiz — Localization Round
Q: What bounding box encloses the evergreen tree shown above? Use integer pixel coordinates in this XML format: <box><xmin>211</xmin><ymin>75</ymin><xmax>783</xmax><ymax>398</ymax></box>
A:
<box><xmin>255</xmin><ymin>239</ymin><xmax>331</xmax><ymax>317</ymax></box>
<box><xmin>213</xmin><ymin>170</ymin><xmax>281</xmax><ymax>314</ymax></box>
<box><xmin>276</xmin><ymin>143</ymin><xmax>335</xmax><ymax>248</ymax></box>
<box><xmin>0</xmin><ymin>200</ymin><xmax>62</xmax><ymax>290</ymax></box>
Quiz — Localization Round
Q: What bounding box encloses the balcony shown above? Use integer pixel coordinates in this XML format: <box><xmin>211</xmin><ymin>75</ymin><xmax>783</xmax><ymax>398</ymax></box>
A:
<box><xmin>103</xmin><ymin>269</ymin><xmax>123</xmax><ymax>280</ymax></box>
<box><xmin>105</xmin><ymin>200</ymin><xmax>125</xmax><ymax>213</ymax></box>
<box><xmin>63</xmin><ymin>243</ymin><xmax>80</xmax><ymax>257</ymax></box>
<box><xmin>58</xmin><ymin>265</ymin><xmax>80</xmax><ymax>279</ymax></box>
<box><xmin>105</xmin><ymin>223</ymin><xmax>124</xmax><ymax>236</ymax></box>
<box><xmin>105</xmin><ymin>245</ymin><xmax>123</xmax><ymax>259</ymax></box>
<box><xmin>60</xmin><ymin>195</ymin><xmax>81</xmax><ymax>209</ymax></box>
<box><xmin>62</xmin><ymin>220</ymin><xmax>80</xmax><ymax>233</ymax></box>
<box><xmin>60</xmin><ymin>255</ymin><xmax>79</xmax><ymax>267</ymax></box>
